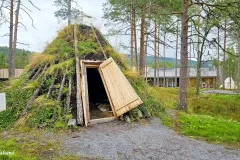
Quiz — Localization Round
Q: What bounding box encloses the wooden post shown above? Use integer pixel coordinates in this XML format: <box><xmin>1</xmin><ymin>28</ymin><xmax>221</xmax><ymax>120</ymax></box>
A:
<box><xmin>19</xmin><ymin>77</ymin><xmax>46</xmax><ymax>119</ymax></box>
<box><xmin>46</xmin><ymin>69</ymin><xmax>59</xmax><ymax>98</ymax></box>
<box><xmin>57</xmin><ymin>73</ymin><xmax>66</xmax><ymax>101</ymax></box>
<box><xmin>67</xmin><ymin>75</ymin><xmax>72</xmax><ymax>111</ymax></box>
<box><xmin>74</xmin><ymin>24</ymin><xmax>84</xmax><ymax>126</ymax></box>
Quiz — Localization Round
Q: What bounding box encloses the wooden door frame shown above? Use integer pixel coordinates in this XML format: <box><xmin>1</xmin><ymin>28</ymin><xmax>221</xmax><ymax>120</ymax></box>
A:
<box><xmin>80</xmin><ymin>60</ymin><xmax>115</xmax><ymax>126</ymax></box>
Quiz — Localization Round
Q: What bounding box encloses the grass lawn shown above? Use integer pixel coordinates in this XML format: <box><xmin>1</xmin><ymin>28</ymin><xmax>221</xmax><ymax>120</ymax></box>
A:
<box><xmin>153</xmin><ymin>87</ymin><xmax>240</xmax><ymax>146</ymax></box>
<box><xmin>0</xmin><ymin>130</ymin><xmax>93</xmax><ymax>160</ymax></box>
<box><xmin>177</xmin><ymin>112</ymin><xmax>240</xmax><ymax>146</ymax></box>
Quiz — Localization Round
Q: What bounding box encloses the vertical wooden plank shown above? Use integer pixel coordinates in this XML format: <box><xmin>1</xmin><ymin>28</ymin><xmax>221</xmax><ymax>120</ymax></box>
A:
<box><xmin>80</xmin><ymin>61</ymin><xmax>90</xmax><ymax>126</ymax></box>
<box><xmin>84</xmin><ymin>66</ymin><xmax>90</xmax><ymax>123</ymax></box>
<box><xmin>99</xmin><ymin>58</ymin><xmax>143</xmax><ymax>117</ymax></box>
<box><xmin>74</xmin><ymin>24</ymin><xmax>84</xmax><ymax>125</ymax></box>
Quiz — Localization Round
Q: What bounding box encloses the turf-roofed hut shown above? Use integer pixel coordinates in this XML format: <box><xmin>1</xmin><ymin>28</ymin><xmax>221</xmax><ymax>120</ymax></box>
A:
<box><xmin>11</xmin><ymin>24</ymin><xmax>143</xmax><ymax>128</ymax></box>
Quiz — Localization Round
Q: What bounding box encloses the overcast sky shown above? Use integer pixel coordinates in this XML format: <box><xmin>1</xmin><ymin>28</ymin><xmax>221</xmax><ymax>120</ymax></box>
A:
<box><xmin>0</xmin><ymin>0</ymin><xmax>107</xmax><ymax>51</ymax></box>
<box><xmin>0</xmin><ymin>0</ymin><xmax>180</xmax><ymax>59</ymax></box>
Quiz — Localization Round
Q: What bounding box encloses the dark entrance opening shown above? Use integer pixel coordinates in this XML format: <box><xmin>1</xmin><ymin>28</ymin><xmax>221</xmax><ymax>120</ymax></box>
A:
<box><xmin>86</xmin><ymin>68</ymin><xmax>113</xmax><ymax>119</ymax></box>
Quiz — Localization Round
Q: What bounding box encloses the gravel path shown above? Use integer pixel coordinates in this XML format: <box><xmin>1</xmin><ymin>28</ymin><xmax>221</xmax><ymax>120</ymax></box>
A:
<box><xmin>63</xmin><ymin>118</ymin><xmax>240</xmax><ymax>160</ymax></box>
<box><xmin>201</xmin><ymin>90</ymin><xmax>237</xmax><ymax>95</ymax></box>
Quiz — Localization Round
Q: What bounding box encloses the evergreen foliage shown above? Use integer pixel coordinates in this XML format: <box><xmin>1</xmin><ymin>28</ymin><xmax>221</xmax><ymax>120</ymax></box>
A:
<box><xmin>0</xmin><ymin>46</ymin><xmax>31</xmax><ymax>68</ymax></box>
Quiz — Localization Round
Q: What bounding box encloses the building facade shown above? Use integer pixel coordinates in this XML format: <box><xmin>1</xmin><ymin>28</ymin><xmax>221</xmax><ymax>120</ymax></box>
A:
<box><xmin>146</xmin><ymin>68</ymin><xmax>217</xmax><ymax>88</ymax></box>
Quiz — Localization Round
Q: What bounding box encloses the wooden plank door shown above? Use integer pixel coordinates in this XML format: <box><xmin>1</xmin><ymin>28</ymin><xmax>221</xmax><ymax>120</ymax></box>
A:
<box><xmin>80</xmin><ymin>61</ymin><xmax>90</xmax><ymax>126</ymax></box>
<box><xmin>99</xmin><ymin>58</ymin><xmax>143</xmax><ymax>117</ymax></box>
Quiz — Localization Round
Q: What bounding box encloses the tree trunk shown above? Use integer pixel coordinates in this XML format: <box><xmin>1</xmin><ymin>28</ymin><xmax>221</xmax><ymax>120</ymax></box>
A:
<box><xmin>223</xmin><ymin>20</ymin><xmax>227</xmax><ymax>89</ymax></box>
<box><xmin>154</xmin><ymin>21</ymin><xmax>157</xmax><ymax>86</ymax></box>
<box><xmin>163</xmin><ymin>33</ymin><xmax>166</xmax><ymax>87</ymax></box>
<box><xmin>133</xmin><ymin>6</ymin><xmax>138</xmax><ymax>69</ymax></box>
<box><xmin>217</xmin><ymin>27</ymin><xmax>220</xmax><ymax>88</ymax></box>
<box><xmin>139</xmin><ymin>3</ymin><xmax>146</xmax><ymax>75</ymax></box>
<box><xmin>74</xmin><ymin>24</ymin><xmax>84</xmax><ymax>126</ymax></box>
<box><xmin>196</xmin><ymin>60</ymin><xmax>201</xmax><ymax>97</ymax></box>
<box><xmin>11</xmin><ymin>0</ymin><xmax>21</xmax><ymax>79</ymax></box>
<box><xmin>237</xmin><ymin>40</ymin><xmax>240</xmax><ymax>92</ymax></box>
<box><xmin>178</xmin><ymin>0</ymin><xmax>189</xmax><ymax>111</ymax></box>
<box><xmin>130</xmin><ymin>4</ymin><xmax>134</xmax><ymax>68</ymax></box>
<box><xmin>145</xmin><ymin>26</ymin><xmax>148</xmax><ymax>82</ymax></box>
<box><xmin>8</xmin><ymin>0</ymin><xmax>14</xmax><ymax>78</ymax></box>
<box><xmin>175</xmin><ymin>22</ymin><xmax>179</xmax><ymax>88</ymax></box>
<box><xmin>188</xmin><ymin>22</ymin><xmax>193</xmax><ymax>87</ymax></box>
<box><xmin>157</xmin><ymin>25</ymin><xmax>160</xmax><ymax>87</ymax></box>
<box><xmin>196</xmin><ymin>30</ymin><xmax>209</xmax><ymax>96</ymax></box>
<box><xmin>67</xmin><ymin>0</ymin><xmax>72</xmax><ymax>25</ymax></box>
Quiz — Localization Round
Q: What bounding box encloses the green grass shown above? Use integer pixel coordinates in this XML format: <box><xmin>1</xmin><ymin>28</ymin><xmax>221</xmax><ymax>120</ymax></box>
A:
<box><xmin>150</xmin><ymin>88</ymin><xmax>240</xmax><ymax>146</ymax></box>
<box><xmin>177</xmin><ymin>112</ymin><xmax>240</xmax><ymax>145</ymax></box>
<box><xmin>153</xmin><ymin>88</ymin><xmax>240</xmax><ymax>121</ymax></box>
<box><xmin>0</xmin><ymin>130</ymin><xmax>102</xmax><ymax>160</ymax></box>
<box><xmin>0</xmin><ymin>130</ymin><xmax>59</xmax><ymax>160</ymax></box>
<box><xmin>190</xmin><ymin>94</ymin><xmax>240</xmax><ymax>121</ymax></box>
<box><xmin>0</xmin><ymin>138</ymin><xmax>39</xmax><ymax>159</ymax></box>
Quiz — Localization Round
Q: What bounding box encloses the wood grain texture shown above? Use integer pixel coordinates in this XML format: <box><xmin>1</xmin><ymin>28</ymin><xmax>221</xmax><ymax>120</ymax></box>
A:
<box><xmin>99</xmin><ymin>58</ymin><xmax>143</xmax><ymax>117</ymax></box>
<box><xmin>80</xmin><ymin>61</ymin><xmax>90</xmax><ymax>126</ymax></box>
<box><xmin>0</xmin><ymin>69</ymin><xmax>24</xmax><ymax>79</ymax></box>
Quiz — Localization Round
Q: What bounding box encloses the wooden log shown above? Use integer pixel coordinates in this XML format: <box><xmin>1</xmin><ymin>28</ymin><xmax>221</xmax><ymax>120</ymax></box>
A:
<box><xmin>52</xmin><ymin>72</ymin><xmax>67</xmax><ymax>120</ymax></box>
<box><xmin>46</xmin><ymin>69</ymin><xmax>59</xmax><ymax>98</ymax></box>
<box><xmin>32</xmin><ymin>65</ymin><xmax>43</xmax><ymax>79</ymax></box>
<box><xmin>36</xmin><ymin>63</ymin><xmax>48</xmax><ymax>80</ymax></box>
<box><xmin>28</xmin><ymin>67</ymin><xmax>38</xmax><ymax>79</ymax></box>
<box><xmin>57</xmin><ymin>73</ymin><xmax>66</xmax><ymax>101</ymax></box>
<box><xmin>74</xmin><ymin>24</ymin><xmax>84</xmax><ymax>126</ymax></box>
<box><xmin>18</xmin><ymin>77</ymin><xmax>46</xmax><ymax>119</ymax></box>
<box><xmin>89</xmin><ymin>117</ymin><xmax>115</xmax><ymax>125</ymax></box>
<box><xmin>66</xmin><ymin>75</ymin><xmax>72</xmax><ymax>111</ymax></box>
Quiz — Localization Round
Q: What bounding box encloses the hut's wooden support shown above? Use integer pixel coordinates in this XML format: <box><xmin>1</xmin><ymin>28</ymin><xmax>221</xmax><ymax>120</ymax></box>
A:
<box><xmin>52</xmin><ymin>73</ymin><xmax>67</xmax><ymax>120</ymax></box>
<box><xmin>28</xmin><ymin>67</ymin><xmax>38</xmax><ymax>79</ymax></box>
<box><xmin>46</xmin><ymin>69</ymin><xmax>59</xmax><ymax>98</ymax></box>
<box><xmin>19</xmin><ymin>77</ymin><xmax>46</xmax><ymax>119</ymax></box>
<box><xmin>57</xmin><ymin>73</ymin><xmax>66</xmax><ymax>101</ymax></box>
<box><xmin>36</xmin><ymin>63</ymin><xmax>48</xmax><ymax>80</ymax></box>
<box><xmin>32</xmin><ymin>65</ymin><xmax>43</xmax><ymax>79</ymax></box>
<box><xmin>66</xmin><ymin>75</ymin><xmax>72</xmax><ymax>111</ymax></box>
<box><xmin>74</xmin><ymin>24</ymin><xmax>84</xmax><ymax>126</ymax></box>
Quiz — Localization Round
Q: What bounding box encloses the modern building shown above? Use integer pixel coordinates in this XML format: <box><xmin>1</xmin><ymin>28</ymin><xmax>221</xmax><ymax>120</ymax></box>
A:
<box><xmin>221</xmin><ymin>77</ymin><xmax>236</xmax><ymax>89</ymax></box>
<box><xmin>146</xmin><ymin>68</ymin><xmax>217</xmax><ymax>88</ymax></box>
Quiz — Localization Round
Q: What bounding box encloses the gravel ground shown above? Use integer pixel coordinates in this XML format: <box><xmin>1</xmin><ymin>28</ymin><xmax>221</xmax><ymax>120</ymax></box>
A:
<box><xmin>63</xmin><ymin>118</ymin><xmax>240</xmax><ymax>160</ymax></box>
<box><xmin>201</xmin><ymin>90</ymin><xmax>237</xmax><ymax>95</ymax></box>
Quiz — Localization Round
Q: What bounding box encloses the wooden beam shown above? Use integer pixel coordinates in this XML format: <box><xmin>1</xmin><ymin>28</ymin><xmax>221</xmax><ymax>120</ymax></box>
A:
<box><xmin>89</xmin><ymin>117</ymin><xmax>115</xmax><ymax>125</ymax></box>
<box><xmin>74</xmin><ymin>24</ymin><xmax>84</xmax><ymax>126</ymax></box>
<box><xmin>80</xmin><ymin>61</ymin><xmax>90</xmax><ymax>126</ymax></box>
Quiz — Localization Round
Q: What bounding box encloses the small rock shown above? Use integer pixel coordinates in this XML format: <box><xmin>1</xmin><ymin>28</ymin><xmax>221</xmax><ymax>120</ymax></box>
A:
<box><xmin>124</xmin><ymin>115</ymin><xmax>131</xmax><ymax>123</ymax></box>
<box><xmin>49</xmin><ymin>148</ymin><xmax>54</xmax><ymax>151</ymax></box>
<box><xmin>72</xmin><ymin>135</ymin><xmax>80</xmax><ymax>138</ymax></box>
<box><xmin>137</xmin><ymin>109</ymin><xmax>143</xmax><ymax>118</ymax></box>
<box><xmin>98</xmin><ymin>104</ymin><xmax>111</xmax><ymax>112</ymax></box>
<box><xmin>40</xmin><ymin>142</ymin><xmax>46</xmax><ymax>146</ymax></box>
<box><xmin>119</xmin><ymin>115</ymin><xmax>124</xmax><ymax>121</ymax></box>
<box><xmin>68</xmin><ymin>119</ymin><xmax>77</xmax><ymax>127</ymax></box>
